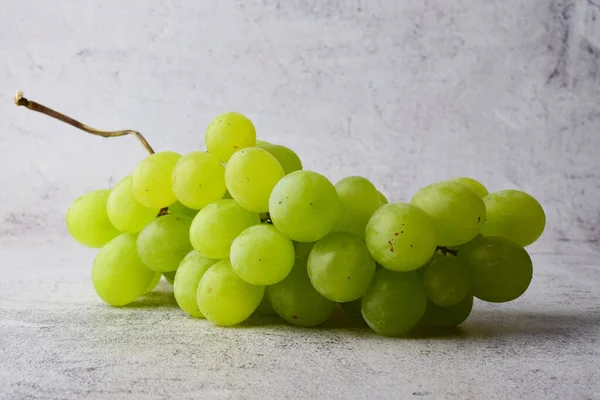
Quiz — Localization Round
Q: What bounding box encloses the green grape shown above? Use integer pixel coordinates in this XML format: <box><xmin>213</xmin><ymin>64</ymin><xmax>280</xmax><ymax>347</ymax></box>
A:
<box><xmin>189</xmin><ymin>199</ymin><xmax>260</xmax><ymax>259</ymax></box>
<box><xmin>66</xmin><ymin>189</ymin><xmax>120</xmax><ymax>248</ymax></box>
<box><xmin>230</xmin><ymin>225</ymin><xmax>295</xmax><ymax>285</ymax></box>
<box><xmin>423</xmin><ymin>256</ymin><xmax>469</xmax><ymax>307</ymax></box>
<box><xmin>458</xmin><ymin>236</ymin><xmax>533</xmax><ymax>302</ymax></box>
<box><xmin>269</xmin><ymin>170</ymin><xmax>340</xmax><ymax>242</ymax></box>
<box><xmin>131</xmin><ymin>151</ymin><xmax>181</xmax><ymax>208</ymax></box>
<box><xmin>107</xmin><ymin>176</ymin><xmax>159</xmax><ymax>234</ymax></box>
<box><xmin>333</xmin><ymin>176</ymin><xmax>382</xmax><ymax>239</ymax></box>
<box><xmin>173</xmin><ymin>250</ymin><xmax>217</xmax><ymax>318</ymax></box>
<box><xmin>225</xmin><ymin>147</ymin><xmax>285</xmax><ymax>213</ymax></box>
<box><xmin>450</xmin><ymin>177</ymin><xmax>488</xmax><ymax>199</ymax></box>
<box><xmin>294</xmin><ymin>241</ymin><xmax>314</xmax><ymax>261</ymax></box>
<box><xmin>361</xmin><ymin>269</ymin><xmax>427</xmax><ymax>336</ymax></box>
<box><xmin>137</xmin><ymin>214</ymin><xmax>193</xmax><ymax>272</ymax></box>
<box><xmin>340</xmin><ymin>299</ymin><xmax>365</xmax><ymax>323</ymax></box>
<box><xmin>378</xmin><ymin>191</ymin><xmax>388</xmax><ymax>205</ymax></box>
<box><xmin>168</xmin><ymin>201</ymin><xmax>199</xmax><ymax>219</ymax></box>
<box><xmin>267</xmin><ymin>257</ymin><xmax>336</xmax><ymax>327</ymax></box>
<box><xmin>411</xmin><ymin>181</ymin><xmax>486</xmax><ymax>246</ymax></box>
<box><xmin>256</xmin><ymin>143</ymin><xmax>303</xmax><ymax>175</ymax></box>
<box><xmin>254</xmin><ymin>295</ymin><xmax>276</xmax><ymax>316</ymax></box>
<box><xmin>163</xmin><ymin>271</ymin><xmax>176</xmax><ymax>285</ymax></box>
<box><xmin>482</xmin><ymin>190</ymin><xmax>545</xmax><ymax>246</ymax></box>
<box><xmin>92</xmin><ymin>234</ymin><xmax>156</xmax><ymax>306</ymax></box>
<box><xmin>420</xmin><ymin>295</ymin><xmax>473</xmax><ymax>328</ymax></box>
<box><xmin>197</xmin><ymin>259</ymin><xmax>264</xmax><ymax>326</ymax></box>
<box><xmin>255</xmin><ymin>139</ymin><xmax>271</xmax><ymax>146</ymax></box>
<box><xmin>365</xmin><ymin>203</ymin><xmax>437</xmax><ymax>272</ymax></box>
<box><xmin>205</xmin><ymin>112</ymin><xmax>256</xmax><ymax>162</ymax></box>
<box><xmin>307</xmin><ymin>232</ymin><xmax>376</xmax><ymax>302</ymax></box>
<box><xmin>146</xmin><ymin>271</ymin><xmax>162</xmax><ymax>293</ymax></box>
<box><xmin>172</xmin><ymin>151</ymin><xmax>226</xmax><ymax>210</ymax></box>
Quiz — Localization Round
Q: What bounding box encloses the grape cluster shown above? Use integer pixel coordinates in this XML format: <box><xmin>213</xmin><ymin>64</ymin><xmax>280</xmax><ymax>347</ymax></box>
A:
<box><xmin>66</xmin><ymin>112</ymin><xmax>546</xmax><ymax>337</ymax></box>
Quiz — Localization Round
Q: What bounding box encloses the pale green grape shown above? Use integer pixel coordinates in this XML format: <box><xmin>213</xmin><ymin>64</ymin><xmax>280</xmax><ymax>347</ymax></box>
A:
<box><xmin>230</xmin><ymin>225</ymin><xmax>295</xmax><ymax>285</ymax></box>
<box><xmin>256</xmin><ymin>143</ymin><xmax>303</xmax><ymax>175</ymax></box>
<box><xmin>189</xmin><ymin>199</ymin><xmax>260</xmax><ymax>259</ymax></box>
<box><xmin>411</xmin><ymin>181</ymin><xmax>486</xmax><ymax>246</ymax></box>
<box><xmin>294</xmin><ymin>241</ymin><xmax>314</xmax><ymax>261</ymax></box>
<box><xmin>172</xmin><ymin>151</ymin><xmax>226</xmax><ymax>210</ymax></box>
<box><xmin>423</xmin><ymin>256</ymin><xmax>469</xmax><ymax>307</ymax></box>
<box><xmin>163</xmin><ymin>271</ymin><xmax>176</xmax><ymax>285</ymax></box>
<box><xmin>450</xmin><ymin>177</ymin><xmax>488</xmax><ymax>199</ymax></box>
<box><xmin>269</xmin><ymin>170</ymin><xmax>340</xmax><ymax>242</ymax></box>
<box><xmin>92</xmin><ymin>234</ymin><xmax>156</xmax><ymax>306</ymax></box>
<box><xmin>107</xmin><ymin>176</ymin><xmax>159</xmax><ymax>233</ymax></box>
<box><xmin>482</xmin><ymin>190</ymin><xmax>545</xmax><ymax>246</ymax></box>
<box><xmin>333</xmin><ymin>176</ymin><xmax>382</xmax><ymax>239</ymax></box>
<box><xmin>225</xmin><ymin>147</ymin><xmax>285</xmax><ymax>213</ymax></box>
<box><xmin>420</xmin><ymin>295</ymin><xmax>473</xmax><ymax>328</ymax></box>
<box><xmin>173</xmin><ymin>250</ymin><xmax>217</xmax><ymax>318</ymax></box>
<box><xmin>168</xmin><ymin>201</ymin><xmax>199</xmax><ymax>219</ymax></box>
<box><xmin>378</xmin><ymin>191</ymin><xmax>388</xmax><ymax>205</ymax></box>
<box><xmin>205</xmin><ymin>112</ymin><xmax>256</xmax><ymax>162</ymax></box>
<box><xmin>66</xmin><ymin>189</ymin><xmax>120</xmax><ymax>248</ymax></box>
<box><xmin>145</xmin><ymin>271</ymin><xmax>162</xmax><ymax>293</ymax></box>
<box><xmin>266</xmin><ymin>257</ymin><xmax>336</xmax><ymax>327</ymax></box>
<box><xmin>197</xmin><ymin>259</ymin><xmax>264</xmax><ymax>326</ymax></box>
<box><xmin>131</xmin><ymin>151</ymin><xmax>181</xmax><ymax>208</ymax></box>
<box><xmin>137</xmin><ymin>214</ymin><xmax>193</xmax><ymax>272</ymax></box>
<box><xmin>458</xmin><ymin>236</ymin><xmax>533</xmax><ymax>302</ymax></box>
<box><xmin>361</xmin><ymin>269</ymin><xmax>427</xmax><ymax>336</ymax></box>
<box><xmin>307</xmin><ymin>232</ymin><xmax>376</xmax><ymax>302</ymax></box>
<box><xmin>365</xmin><ymin>203</ymin><xmax>437</xmax><ymax>272</ymax></box>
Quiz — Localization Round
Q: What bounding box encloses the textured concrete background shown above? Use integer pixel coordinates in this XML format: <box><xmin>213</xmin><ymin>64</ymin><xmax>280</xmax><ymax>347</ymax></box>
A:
<box><xmin>1</xmin><ymin>0</ymin><xmax>599</xmax><ymax>399</ymax></box>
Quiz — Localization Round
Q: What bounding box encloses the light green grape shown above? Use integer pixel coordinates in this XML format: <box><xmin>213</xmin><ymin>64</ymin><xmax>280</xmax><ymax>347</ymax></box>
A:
<box><xmin>197</xmin><ymin>259</ymin><xmax>264</xmax><ymax>326</ymax></box>
<box><xmin>173</xmin><ymin>250</ymin><xmax>217</xmax><ymax>318</ymax></box>
<box><xmin>378</xmin><ymin>191</ymin><xmax>388</xmax><ymax>205</ymax></box>
<box><xmin>333</xmin><ymin>176</ymin><xmax>382</xmax><ymax>240</ymax></box>
<box><xmin>225</xmin><ymin>147</ymin><xmax>285</xmax><ymax>213</ymax></box>
<box><xmin>420</xmin><ymin>295</ymin><xmax>473</xmax><ymax>328</ymax></box>
<box><xmin>168</xmin><ymin>201</ymin><xmax>199</xmax><ymax>219</ymax></box>
<box><xmin>189</xmin><ymin>199</ymin><xmax>260</xmax><ymax>259</ymax></box>
<box><xmin>266</xmin><ymin>257</ymin><xmax>336</xmax><ymax>327</ymax></box>
<box><xmin>163</xmin><ymin>271</ymin><xmax>176</xmax><ymax>285</ymax></box>
<box><xmin>230</xmin><ymin>225</ymin><xmax>295</xmax><ymax>285</ymax></box>
<box><xmin>411</xmin><ymin>181</ymin><xmax>486</xmax><ymax>246</ymax></box>
<box><xmin>172</xmin><ymin>151</ymin><xmax>226</xmax><ymax>210</ymax></box>
<box><xmin>307</xmin><ymin>232</ymin><xmax>376</xmax><ymax>302</ymax></box>
<box><xmin>450</xmin><ymin>177</ymin><xmax>488</xmax><ymax>199</ymax></box>
<box><xmin>66</xmin><ymin>189</ymin><xmax>120</xmax><ymax>248</ymax></box>
<box><xmin>482</xmin><ymin>190</ymin><xmax>545</xmax><ymax>246</ymax></box>
<box><xmin>361</xmin><ymin>269</ymin><xmax>427</xmax><ymax>336</ymax></box>
<box><xmin>92</xmin><ymin>234</ymin><xmax>156</xmax><ymax>306</ymax></box>
<box><xmin>423</xmin><ymin>256</ymin><xmax>469</xmax><ymax>307</ymax></box>
<box><xmin>131</xmin><ymin>151</ymin><xmax>181</xmax><ymax>208</ymax></box>
<box><xmin>458</xmin><ymin>236</ymin><xmax>533</xmax><ymax>303</ymax></box>
<box><xmin>269</xmin><ymin>170</ymin><xmax>340</xmax><ymax>242</ymax></box>
<box><xmin>137</xmin><ymin>214</ymin><xmax>193</xmax><ymax>272</ymax></box>
<box><xmin>294</xmin><ymin>241</ymin><xmax>315</xmax><ymax>261</ymax></box>
<box><xmin>256</xmin><ymin>143</ymin><xmax>303</xmax><ymax>175</ymax></box>
<box><xmin>145</xmin><ymin>271</ymin><xmax>162</xmax><ymax>293</ymax></box>
<box><xmin>205</xmin><ymin>112</ymin><xmax>256</xmax><ymax>162</ymax></box>
<box><xmin>365</xmin><ymin>203</ymin><xmax>437</xmax><ymax>272</ymax></box>
<box><xmin>107</xmin><ymin>176</ymin><xmax>159</xmax><ymax>233</ymax></box>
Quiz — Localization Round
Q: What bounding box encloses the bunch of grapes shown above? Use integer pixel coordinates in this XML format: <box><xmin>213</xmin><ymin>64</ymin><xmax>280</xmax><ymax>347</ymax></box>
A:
<box><xmin>19</xmin><ymin>94</ymin><xmax>546</xmax><ymax>337</ymax></box>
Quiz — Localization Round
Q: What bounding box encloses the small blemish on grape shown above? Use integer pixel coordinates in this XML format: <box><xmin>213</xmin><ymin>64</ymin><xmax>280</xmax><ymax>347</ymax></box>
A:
<box><xmin>291</xmin><ymin>315</ymin><xmax>298</xmax><ymax>319</ymax></box>
<box><xmin>394</xmin><ymin>232</ymin><xmax>399</xmax><ymax>236</ymax></box>
<box><xmin>207</xmin><ymin>287</ymin><xmax>212</xmax><ymax>293</ymax></box>
<box><xmin>478</xmin><ymin>216</ymin><xmax>481</xmax><ymax>223</ymax></box>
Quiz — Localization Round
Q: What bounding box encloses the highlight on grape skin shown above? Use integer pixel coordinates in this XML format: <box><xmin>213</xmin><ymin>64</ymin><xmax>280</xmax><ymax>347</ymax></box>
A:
<box><xmin>15</xmin><ymin>92</ymin><xmax>547</xmax><ymax>335</ymax></box>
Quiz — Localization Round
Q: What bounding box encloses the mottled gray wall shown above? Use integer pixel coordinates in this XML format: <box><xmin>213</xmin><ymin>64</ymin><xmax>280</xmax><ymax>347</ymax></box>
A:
<box><xmin>0</xmin><ymin>0</ymin><xmax>598</xmax><ymax>251</ymax></box>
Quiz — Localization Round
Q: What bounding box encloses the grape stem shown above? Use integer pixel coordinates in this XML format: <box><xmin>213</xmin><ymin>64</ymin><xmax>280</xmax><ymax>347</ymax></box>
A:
<box><xmin>436</xmin><ymin>246</ymin><xmax>458</xmax><ymax>256</ymax></box>
<box><xmin>14</xmin><ymin>92</ymin><xmax>155</xmax><ymax>155</ymax></box>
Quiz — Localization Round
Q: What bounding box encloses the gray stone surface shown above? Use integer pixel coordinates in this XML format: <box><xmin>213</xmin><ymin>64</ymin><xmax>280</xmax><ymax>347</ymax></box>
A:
<box><xmin>1</xmin><ymin>0</ymin><xmax>600</xmax><ymax>399</ymax></box>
